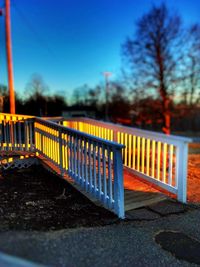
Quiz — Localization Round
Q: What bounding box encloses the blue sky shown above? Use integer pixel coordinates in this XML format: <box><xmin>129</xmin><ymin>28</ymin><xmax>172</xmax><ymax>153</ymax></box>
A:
<box><xmin>0</xmin><ymin>0</ymin><xmax>199</xmax><ymax>99</ymax></box>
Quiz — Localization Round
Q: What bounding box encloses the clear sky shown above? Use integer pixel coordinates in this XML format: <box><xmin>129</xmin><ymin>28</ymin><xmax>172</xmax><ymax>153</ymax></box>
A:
<box><xmin>0</xmin><ymin>0</ymin><xmax>199</xmax><ymax>99</ymax></box>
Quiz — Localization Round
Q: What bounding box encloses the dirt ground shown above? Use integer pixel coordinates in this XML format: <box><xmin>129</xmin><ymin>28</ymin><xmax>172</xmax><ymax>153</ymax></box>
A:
<box><xmin>0</xmin><ymin>166</ymin><xmax>117</xmax><ymax>232</ymax></box>
<box><xmin>187</xmin><ymin>154</ymin><xmax>200</xmax><ymax>203</ymax></box>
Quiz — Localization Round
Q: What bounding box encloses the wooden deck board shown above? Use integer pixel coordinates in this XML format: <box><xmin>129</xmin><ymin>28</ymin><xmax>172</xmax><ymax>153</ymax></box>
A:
<box><xmin>124</xmin><ymin>189</ymin><xmax>166</xmax><ymax>211</ymax></box>
<box><xmin>124</xmin><ymin>168</ymin><xmax>167</xmax><ymax>212</ymax></box>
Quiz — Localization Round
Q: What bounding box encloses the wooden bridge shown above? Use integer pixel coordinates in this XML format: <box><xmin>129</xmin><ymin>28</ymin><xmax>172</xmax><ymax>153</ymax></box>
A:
<box><xmin>0</xmin><ymin>113</ymin><xmax>191</xmax><ymax>218</ymax></box>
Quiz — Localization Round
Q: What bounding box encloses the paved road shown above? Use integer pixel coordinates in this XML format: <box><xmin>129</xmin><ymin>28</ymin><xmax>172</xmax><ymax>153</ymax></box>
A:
<box><xmin>0</xmin><ymin>202</ymin><xmax>199</xmax><ymax>267</ymax></box>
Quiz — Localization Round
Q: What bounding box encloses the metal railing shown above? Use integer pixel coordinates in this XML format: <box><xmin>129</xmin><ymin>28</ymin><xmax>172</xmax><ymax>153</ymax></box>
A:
<box><xmin>61</xmin><ymin>117</ymin><xmax>192</xmax><ymax>203</ymax></box>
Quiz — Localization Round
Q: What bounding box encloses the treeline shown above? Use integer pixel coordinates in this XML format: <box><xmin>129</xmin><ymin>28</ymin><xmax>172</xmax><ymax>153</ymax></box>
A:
<box><xmin>1</xmin><ymin>73</ymin><xmax>200</xmax><ymax>133</ymax></box>
<box><xmin>70</xmin><ymin>82</ymin><xmax>200</xmax><ymax>133</ymax></box>
<box><xmin>0</xmin><ymin>75</ymin><xmax>67</xmax><ymax>116</ymax></box>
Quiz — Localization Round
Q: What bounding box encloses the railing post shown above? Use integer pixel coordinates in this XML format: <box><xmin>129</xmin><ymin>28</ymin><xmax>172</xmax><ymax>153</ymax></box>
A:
<box><xmin>24</xmin><ymin>120</ymin><xmax>29</xmax><ymax>151</ymax></box>
<box><xmin>27</xmin><ymin>118</ymin><xmax>34</xmax><ymax>152</ymax></box>
<box><xmin>113</xmin><ymin>147</ymin><xmax>124</xmax><ymax>218</ymax></box>
<box><xmin>113</xmin><ymin>130</ymin><xmax>118</xmax><ymax>143</ymax></box>
<box><xmin>59</xmin><ymin>128</ymin><xmax>64</xmax><ymax>176</ymax></box>
<box><xmin>177</xmin><ymin>142</ymin><xmax>188</xmax><ymax>203</ymax></box>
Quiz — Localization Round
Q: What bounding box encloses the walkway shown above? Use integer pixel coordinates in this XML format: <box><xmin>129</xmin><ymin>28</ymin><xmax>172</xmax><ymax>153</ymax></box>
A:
<box><xmin>0</xmin><ymin>113</ymin><xmax>192</xmax><ymax>218</ymax></box>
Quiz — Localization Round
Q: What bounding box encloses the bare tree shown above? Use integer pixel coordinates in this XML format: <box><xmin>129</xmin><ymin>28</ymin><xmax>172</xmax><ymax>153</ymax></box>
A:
<box><xmin>184</xmin><ymin>24</ymin><xmax>200</xmax><ymax>106</ymax></box>
<box><xmin>25</xmin><ymin>73</ymin><xmax>48</xmax><ymax>99</ymax></box>
<box><xmin>123</xmin><ymin>3</ymin><xmax>183</xmax><ymax>134</ymax></box>
<box><xmin>24</xmin><ymin>74</ymin><xmax>49</xmax><ymax>116</ymax></box>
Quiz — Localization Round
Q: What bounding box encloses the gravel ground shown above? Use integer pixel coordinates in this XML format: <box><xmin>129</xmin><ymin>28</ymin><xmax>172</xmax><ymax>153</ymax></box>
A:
<box><xmin>0</xmin><ymin>165</ymin><xmax>117</xmax><ymax>231</ymax></box>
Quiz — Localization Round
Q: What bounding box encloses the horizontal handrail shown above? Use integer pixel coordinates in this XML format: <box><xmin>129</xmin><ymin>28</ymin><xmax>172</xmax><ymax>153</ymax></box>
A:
<box><xmin>0</xmin><ymin>113</ymin><xmax>34</xmax><ymax>120</ymax></box>
<box><xmin>63</xmin><ymin>117</ymin><xmax>192</xmax><ymax>145</ymax></box>
<box><xmin>35</xmin><ymin>117</ymin><xmax>124</xmax><ymax>149</ymax></box>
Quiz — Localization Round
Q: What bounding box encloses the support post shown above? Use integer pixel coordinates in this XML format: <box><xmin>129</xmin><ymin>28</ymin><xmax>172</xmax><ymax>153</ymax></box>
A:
<box><xmin>177</xmin><ymin>142</ymin><xmax>188</xmax><ymax>203</ymax></box>
<box><xmin>113</xmin><ymin>147</ymin><xmax>124</xmax><ymax>218</ymax></box>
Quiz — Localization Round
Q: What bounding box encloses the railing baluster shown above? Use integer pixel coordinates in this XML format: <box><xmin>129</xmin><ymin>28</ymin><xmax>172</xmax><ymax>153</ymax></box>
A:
<box><xmin>162</xmin><ymin>143</ymin><xmax>167</xmax><ymax>183</ymax></box>
<box><xmin>102</xmin><ymin>144</ymin><xmax>107</xmax><ymax>204</ymax></box>
<box><xmin>157</xmin><ymin>141</ymin><xmax>161</xmax><ymax>180</ymax></box>
<box><xmin>13</xmin><ymin>120</ymin><xmax>17</xmax><ymax>150</ymax></box>
<box><xmin>73</xmin><ymin>134</ymin><xmax>77</xmax><ymax>179</ymax></box>
<box><xmin>69</xmin><ymin>134</ymin><xmax>73</xmax><ymax>174</ymax></box>
<box><xmin>81</xmin><ymin>137</ymin><xmax>84</xmax><ymax>185</ymax></box>
<box><xmin>98</xmin><ymin>145</ymin><xmax>101</xmax><ymax>200</ymax></box>
<box><xmin>141</xmin><ymin>137</ymin><xmax>145</xmax><ymax>173</ymax></box>
<box><xmin>29</xmin><ymin>120</ymin><xmax>33</xmax><ymax>151</ymax></box>
<box><xmin>5</xmin><ymin>120</ymin><xmax>8</xmax><ymax>151</ymax></box>
<box><xmin>77</xmin><ymin>137</ymin><xmax>81</xmax><ymax>183</ymax></box>
<box><xmin>108</xmin><ymin>147</ymin><xmax>112</xmax><ymax>208</ymax></box>
<box><xmin>89</xmin><ymin>140</ymin><xmax>92</xmax><ymax>193</ymax></box>
<box><xmin>168</xmin><ymin>144</ymin><xmax>173</xmax><ymax>186</ymax></box>
<box><xmin>132</xmin><ymin>135</ymin><xmax>136</xmax><ymax>169</ymax></box>
<box><xmin>93</xmin><ymin>142</ymin><xmax>97</xmax><ymax>195</ymax></box>
<box><xmin>84</xmin><ymin>137</ymin><xmax>88</xmax><ymax>191</ymax></box>
<box><xmin>67</xmin><ymin>134</ymin><xmax>70</xmax><ymax>174</ymax></box>
<box><xmin>137</xmin><ymin>136</ymin><xmax>140</xmax><ymax>171</ymax></box>
<box><xmin>128</xmin><ymin>134</ymin><xmax>132</xmax><ymax>168</ymax></box>
<box><xmin>59</xmin><ymin>128</ymin><xmax>64</xmax><ymax>176</ymax></box>
<box><xmin>151</xmin><ymin>140</ymin><xmax>155</xmax><ymax>177</ymax></box>
<box><xmin>124</xmin><ymin>133</ymin><xmax>128</xmax><ymax>166</ymax></box>
<box><xmin>146</xmin><ymin>139</ymin><xmax>150</xmax><ymax>176</ymax></box>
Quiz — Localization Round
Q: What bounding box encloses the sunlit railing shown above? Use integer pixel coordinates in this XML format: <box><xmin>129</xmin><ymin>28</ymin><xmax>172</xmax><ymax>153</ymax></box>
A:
<box><xmin>0</xmin><ymin>113</ymin><xmax>34</xmax><ymax>152</ymax></box>
<box><xmin>61</xmin><ymin>117</ymin><xmax>192</xmax><ymax>203</ymax></box>
<box><xmin>34</xmin><ymin>117</ymin><xmax>125</xmax><ymax>218</ymax></box>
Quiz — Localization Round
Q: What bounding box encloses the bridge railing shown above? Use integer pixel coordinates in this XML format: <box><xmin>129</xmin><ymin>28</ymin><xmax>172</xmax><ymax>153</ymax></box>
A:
<box><xmin>61</xmin><ymin>117</ymin><xmax>192</xmax><ymax>203</ymax></box>
<box><xmin>34</xmin><ymin>117</ymin><xmax>125</xmax><ymax>218</ymax></box>
<box><xmin>0</xmin><ymin>113</ymin><xmax>34</xmax><ymax>152</ymax></box>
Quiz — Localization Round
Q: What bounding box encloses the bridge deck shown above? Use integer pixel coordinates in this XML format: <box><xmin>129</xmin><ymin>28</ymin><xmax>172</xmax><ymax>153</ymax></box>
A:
<box><xmin>123</xmin><ymin>170</ymin><xmax>166</xmax><ymax>211</ymax></box>
<box><xmin>37</xmin><ymin>155</ymin><xmax>167</xmax><ymax>214</ymax></box>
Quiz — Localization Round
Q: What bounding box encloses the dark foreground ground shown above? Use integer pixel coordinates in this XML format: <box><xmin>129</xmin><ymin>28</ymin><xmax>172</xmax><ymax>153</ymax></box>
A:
<box><xmin>0</xmin><ymin>166</ymin><xmax>117</xmax><ymax>232</ymax></box>
<box><xmin>0</xmin><ymin>164</ymin><xmax>200</xmax><ymax>266</ymax></box>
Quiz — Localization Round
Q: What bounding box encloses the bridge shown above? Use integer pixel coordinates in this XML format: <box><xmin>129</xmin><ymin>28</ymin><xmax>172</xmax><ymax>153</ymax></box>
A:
<box><xmin>0</xmin><ymin>113</ymin><xmax>191</xmax><ymax>218</ymax></box>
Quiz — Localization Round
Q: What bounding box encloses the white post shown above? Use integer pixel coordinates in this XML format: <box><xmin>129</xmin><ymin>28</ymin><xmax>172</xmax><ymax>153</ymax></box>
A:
<box><xmin>113</xmin><ymin>147</ymin><xmax>124</xmax><ymax>218</ymax></box>
<box><xmin>177</xmin><ymin>142</ymin><xmax>188</xmax><ymax>203</ymax></box>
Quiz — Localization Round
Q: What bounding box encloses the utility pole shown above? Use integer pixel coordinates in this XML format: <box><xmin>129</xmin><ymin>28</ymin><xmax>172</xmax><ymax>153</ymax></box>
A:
<box><xmin>5</xmin><ymin>0</ymin><xmax>15</xmax><ymax>114</ymax></box>
<box><xmin>102</xmin><ymin>72</ymin><xmax>112</xmax><ymax>121</ymax></box>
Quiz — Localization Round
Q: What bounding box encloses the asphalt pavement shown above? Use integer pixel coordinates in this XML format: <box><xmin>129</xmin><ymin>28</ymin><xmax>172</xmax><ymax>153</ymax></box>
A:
<box><xmin>0</xmin><ymin>200</ymin><xmax>199</xmax><ymax>267</ymax></box>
